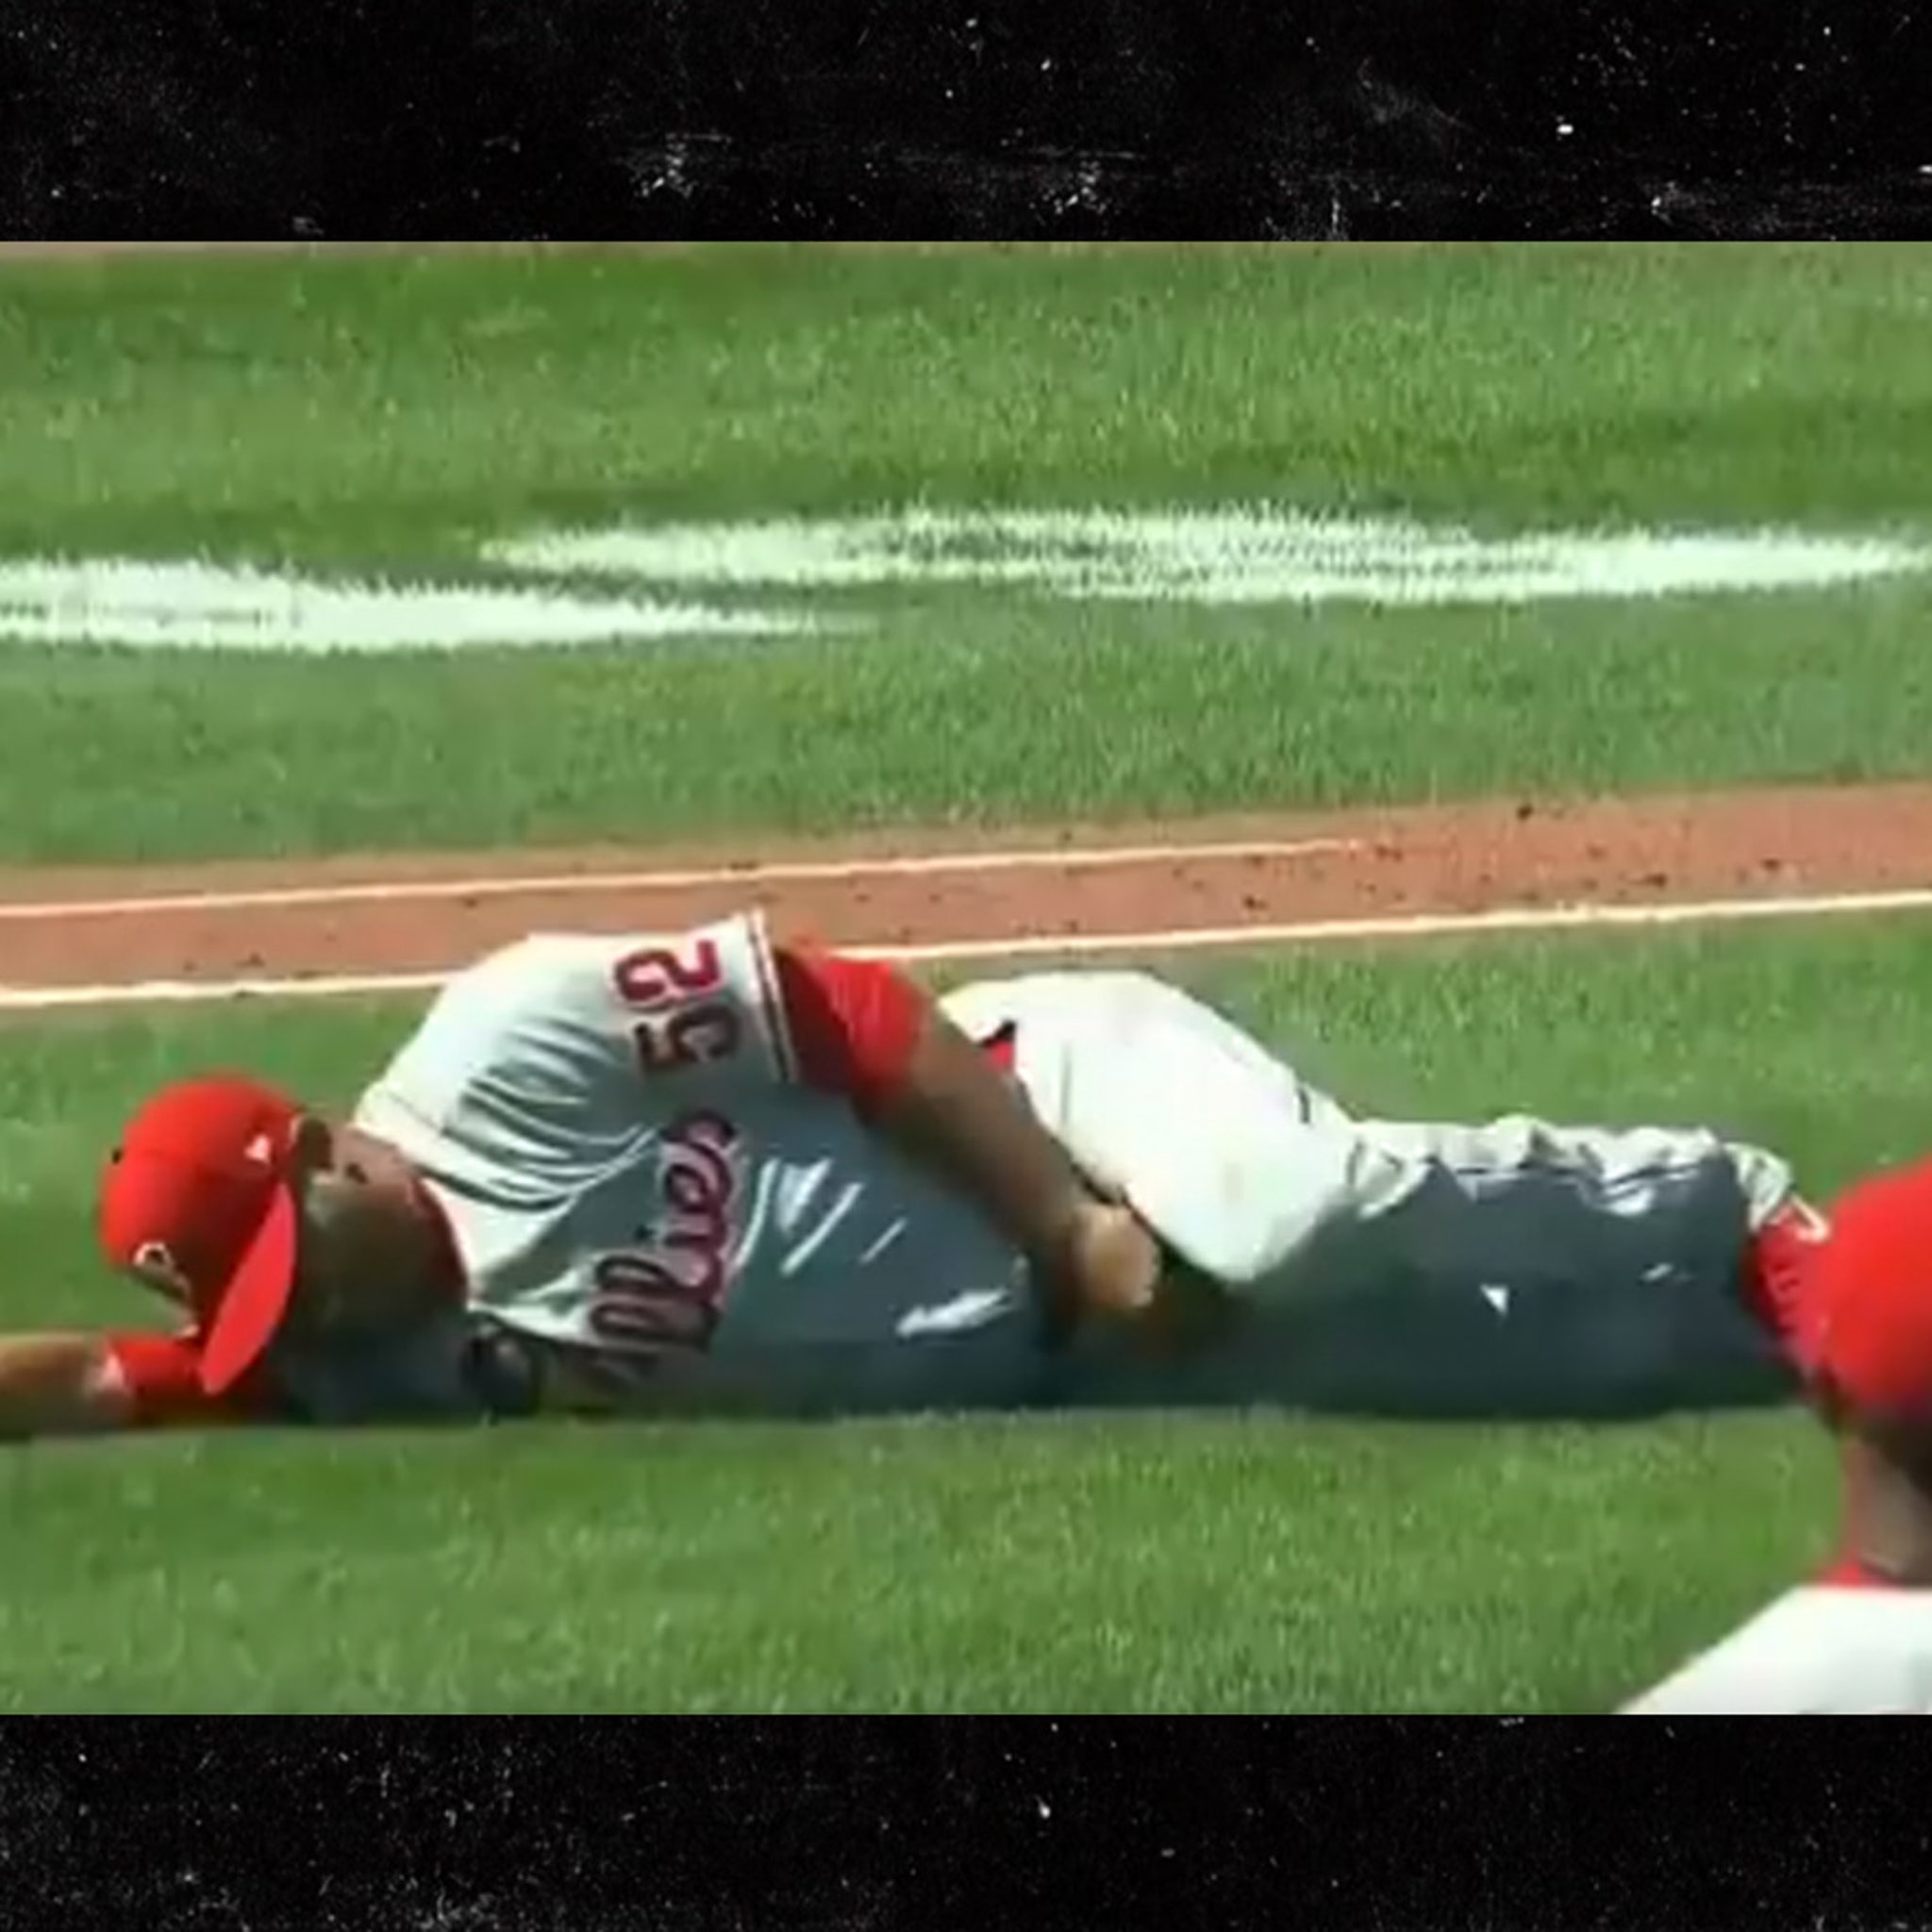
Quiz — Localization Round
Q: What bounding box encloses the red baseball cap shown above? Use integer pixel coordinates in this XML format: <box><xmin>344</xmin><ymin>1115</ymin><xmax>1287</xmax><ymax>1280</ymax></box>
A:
<box><xmin>1797</xmin><ymin>1159</ymin><xmax>1932</xmax><ymax>1417</ymax></box>
<box><xmin>98</xmin><ymin>1075</ymin><xmax>307</xmax><ymax>1397</ymax></box>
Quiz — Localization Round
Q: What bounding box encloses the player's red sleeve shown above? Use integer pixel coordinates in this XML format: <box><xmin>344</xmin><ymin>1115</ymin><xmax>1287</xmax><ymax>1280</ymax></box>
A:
<box><xmin>104</xmin><ymin>1331</ymin><xmax>247</xmax><ymax>1427</ymax></box>
<box><xmin>772</xmin><ymin>942</ymin><xmax>925</xmax><ymax>1117</ymax></box>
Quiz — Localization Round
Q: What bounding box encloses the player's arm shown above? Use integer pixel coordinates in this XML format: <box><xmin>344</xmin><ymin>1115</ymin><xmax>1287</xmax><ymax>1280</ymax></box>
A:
<box><xmin>774</xmin><ymin>938</ymin><xmax>1189</xmax><ymax>1341</ymax></box>
<box><xmin>0</xmin><ymin>1329</ymin><xmax>248</xmax><ymax>1441</ymax></box>
<box><xmin>0</xmin><ymin>1332</ymin><xmax>138</xmax><ymax>1439</ymax></box>
<box><xmin>580</xmin><ymin>915</ymin><xmax>1179</xmax><ymax>1342</ymax></box>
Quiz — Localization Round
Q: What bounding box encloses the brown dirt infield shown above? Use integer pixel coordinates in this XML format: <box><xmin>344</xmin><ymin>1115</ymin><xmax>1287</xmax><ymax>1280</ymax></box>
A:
<box><xmin>4</xmin><ymin>246</ymin><xmax>1926</xmax><ymax>1000</ymax></box>
<box><xmin>1</xmin><ymin>782</ymin><xmax>1928</xmax><ymax>997</ymax></box>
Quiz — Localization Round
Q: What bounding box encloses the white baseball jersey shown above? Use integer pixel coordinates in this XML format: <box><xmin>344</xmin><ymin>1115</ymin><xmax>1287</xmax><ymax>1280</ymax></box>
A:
<box><xmin>1624</xmin><ymin>1586</ymin><xmax>1932</xmax><ymax>1713</ymax></box>
<box><xmin>333</xmin><ymin>914</ymin><xmax>1046</xmax><ymax>1418</ymax></box>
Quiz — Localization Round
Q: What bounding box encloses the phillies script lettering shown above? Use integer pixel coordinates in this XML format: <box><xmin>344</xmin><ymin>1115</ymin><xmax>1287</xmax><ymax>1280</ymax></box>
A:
<box><xmin>590</xmin><ymin>1109</ymin><xmax>741</xmax><ymax>1351</ymax></box>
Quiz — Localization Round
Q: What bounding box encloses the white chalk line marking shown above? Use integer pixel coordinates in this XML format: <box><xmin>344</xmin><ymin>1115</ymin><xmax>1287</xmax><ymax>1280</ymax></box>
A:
<box><xmin>0</xmin><ymin>838</ymin><xmax>1357</xmax><ymax>923</ymax></box>
<box><xmin>7</xmin><ymin>882</ymin><xmax>1932</xmax><ymax>1012</ymax></box>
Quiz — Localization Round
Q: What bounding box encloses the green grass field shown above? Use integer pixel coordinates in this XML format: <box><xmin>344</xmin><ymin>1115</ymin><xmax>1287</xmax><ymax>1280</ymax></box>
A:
<box><xmin>2</xmin><ymin>242</ymin><xmax>1927</xmax><ymax>1710</ymax></box>
<box><xmin>2</xmin><ymin>243</ymin><xmax>1930</xmax><ymax>860</ymax></box>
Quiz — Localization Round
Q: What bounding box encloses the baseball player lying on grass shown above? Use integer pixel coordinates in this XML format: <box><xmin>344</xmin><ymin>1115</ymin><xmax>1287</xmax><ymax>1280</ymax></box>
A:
<box><xmin>0</xmin><ymin>913</ymin><xmax>1822</xmax><ymax>1442</ymax></box>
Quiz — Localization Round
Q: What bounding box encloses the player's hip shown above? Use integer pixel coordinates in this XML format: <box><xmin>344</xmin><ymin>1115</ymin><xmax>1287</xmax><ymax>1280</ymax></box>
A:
<box><xmin>1043</xmin><ymin>1265</ymin><xmax>1798</xmax><ymax>1420</ymax></box>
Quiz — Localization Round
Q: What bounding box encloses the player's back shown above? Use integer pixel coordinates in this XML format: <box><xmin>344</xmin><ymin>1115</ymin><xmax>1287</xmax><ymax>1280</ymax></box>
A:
<box><xmin>351</xmin><ymin>925</ymin><xmax>1050</xmax><ymax>1414</ymax></box>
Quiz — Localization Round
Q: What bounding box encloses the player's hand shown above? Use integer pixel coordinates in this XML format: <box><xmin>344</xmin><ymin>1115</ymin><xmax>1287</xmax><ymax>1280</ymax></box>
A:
<box><xmin>1059</xmin><ymin>1196</ymin><xmax>1162</xmax><ymax>1320</ymax></box>
<box><xmin>1049</xmin><ymin>1196</ymin><xmax>1235</xmax><ymax>1359</ymax></box>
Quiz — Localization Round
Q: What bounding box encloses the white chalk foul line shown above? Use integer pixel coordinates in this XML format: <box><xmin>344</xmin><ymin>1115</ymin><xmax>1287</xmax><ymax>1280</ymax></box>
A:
<box><xmin>7</xmin><ymin>882</ymin><xmax>1932</xmax><ymax>1012</ymax></box>
<box><xmin>0</xmin><ymin>838</ymin><xmax>1357</xmax><ymax>923</ymax></box>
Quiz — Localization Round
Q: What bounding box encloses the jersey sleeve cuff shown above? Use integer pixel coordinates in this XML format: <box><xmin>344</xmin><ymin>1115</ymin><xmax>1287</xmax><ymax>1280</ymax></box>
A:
<box><xmin>772</xmin><ymin>943</ymin><xmax>924</xmax><ymax>1112</ymax></box>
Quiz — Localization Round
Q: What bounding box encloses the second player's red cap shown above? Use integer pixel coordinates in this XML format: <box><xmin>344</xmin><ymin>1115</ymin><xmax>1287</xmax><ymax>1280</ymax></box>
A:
<box><xmin>1797</xmin><ymin>1159</ymin><xmax>1932</xmax><ymax>1417</ymax></box>
<box><xmin>98</xmin><ymin>1075</ymin><xmax>306</xmax><ymax>1397</ymax></box>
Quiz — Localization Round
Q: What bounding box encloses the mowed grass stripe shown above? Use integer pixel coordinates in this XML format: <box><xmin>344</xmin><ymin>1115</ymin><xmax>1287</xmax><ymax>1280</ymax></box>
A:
<box><xmin>0</xmin><ymin>1407</ymin><xmax>1821</xmax><ymax>1714</ymax></box>
<box><xmin>0</xmin><ymin>244</ymin><xmax>1928</xmax><ymax>862</ymax></box>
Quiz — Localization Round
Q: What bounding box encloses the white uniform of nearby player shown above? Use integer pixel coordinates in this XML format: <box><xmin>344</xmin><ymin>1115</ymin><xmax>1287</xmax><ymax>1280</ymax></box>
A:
<box><xmin>1624</xmin><ymin>1587</ymin><xmax>1932</xmax><ymax>1713</ymax></box>
<box><xmin>273</xmin><ymin>914</ymin><xmax>1799</xmax><ymax>1424</ymax></box>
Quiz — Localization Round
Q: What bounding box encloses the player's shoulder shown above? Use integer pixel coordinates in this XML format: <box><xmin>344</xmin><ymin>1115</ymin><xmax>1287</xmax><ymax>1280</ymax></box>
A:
<box><xmin>449</xmin><ymin>931</ymin><xmax>608</xmax><ymax>996</ymax></box>
<box><xmin>362</xmin><ymin>915</ymin><xmax>780</xmax><ymax>1109</ymax></box>
<box><xmin>413</xmin><ymin>931</ymin><xmax>654</xmax><ymax>1040</ymax></box>
<box><xmin>352</xmin><ymin>939</ymin><xmax>566</xmax><ymax>1129</ymax></box>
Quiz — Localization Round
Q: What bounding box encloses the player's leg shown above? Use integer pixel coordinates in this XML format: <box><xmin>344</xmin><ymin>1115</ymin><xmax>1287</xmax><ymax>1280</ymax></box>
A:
<box><xmin>1300</xmin><ymin>1109</ymin><xmax>1802</xmax><ymax>1414</ymax></box>
<box><xmin>1056</xmin><ymin>1108</ymin><xmax>1802</xmax><ymax>1418</ymax></box>
<box><xmin>942</xmin><ymin>968</ymin><xmax>1389</xmax><ymax>1285</ymax></box>
<box><xmin>974</xmin><ymin>971</ymin><xmax>1803</xmax><ymax>1416</ymax></box>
